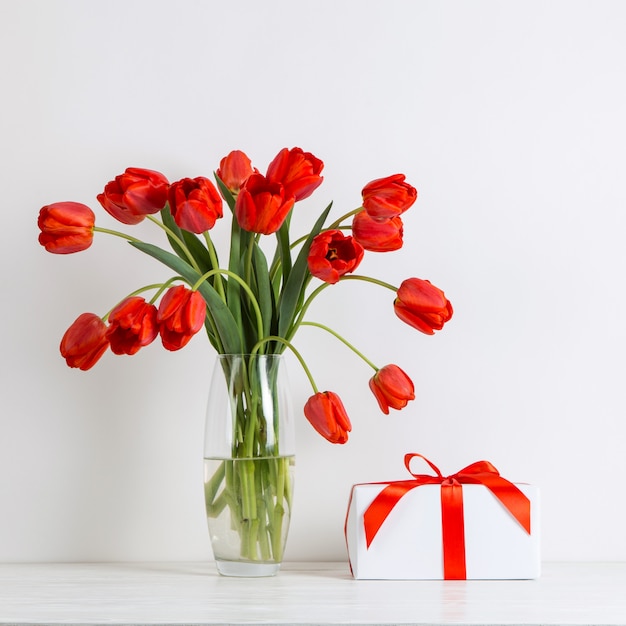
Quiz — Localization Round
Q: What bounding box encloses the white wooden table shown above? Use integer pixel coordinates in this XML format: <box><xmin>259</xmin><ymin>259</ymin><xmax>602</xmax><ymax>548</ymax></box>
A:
<box><xmin>0</xmin><ymin>561</ymin><xmax>624</xmax><ymax>625</ymax></box>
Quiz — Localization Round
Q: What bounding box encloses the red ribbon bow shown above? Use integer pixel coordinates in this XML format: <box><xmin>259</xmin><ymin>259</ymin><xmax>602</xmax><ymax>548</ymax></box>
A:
<box><xmin>363</xmin><ymin>453</ymin><xmax>531</xmax><ymax>580</ymax></box>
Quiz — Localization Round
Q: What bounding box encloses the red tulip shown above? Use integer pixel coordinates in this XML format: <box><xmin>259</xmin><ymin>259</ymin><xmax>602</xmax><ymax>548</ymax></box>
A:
<box><xmin>369</xmin><ymin>364</ymin><xmax>415</xmax><ymax>414</ymax></box>
<box><xmin>307</xmin><ymin>229</ymin><xmax>364</xmax><ymax>284</ymax></box>
<box><xmin>362</xmin><ymin>174</ymin><xmax>417</xmax><ymax>220</ymax></box>
<box><xmin>97</xmin><ymin>168</ymin><xmax>169</xmax><ymax>225</ymax></box>
<box><xmin>106</xmin><ymin>297</ymin><xmax>158</xmax><ymax>355</ymax></box>
<box><xmin>59</xmin><ymin>312</ymin><xmax>109</xmax><ymax>370</ymax></box>
<box><xmin>157</xmin><ymin>285</ymin><xmax>206</xmax><ymax>351</ymax></box>
<box><xmin>303</xmin><ymin>391</ymin><xmax>352</xmax><ymax>444</ymax></box>
<box><xmin>168</xmin><ymin>177</ymin><xmax>223</xmax><ymax>234</ymax></box>
<box><xmin>216</xmin><ymin>150</ymin><xmax>257</xmax><ymax>194</ymax></box>
<box><xmin>235</xmin><ymin>173</ymin><xmax>295</xmax><ymax>234</ymax></box>
<box><xmin>266</xmin><ymin>147</ymin><xmax>324</xmax><ymax>202</ymax></box>
<box><xmin>38</xmin><ymin>202</ymin><xmax>95</xmax><ymax>254</ymax></box>
<box><xmin>351</xmin><ymin>210</ymin><xmax>403</xmax><ymax>252</ymax></box>
<box><xmin>394</xmin><ymin>278</ymin><xmax>453</xmax><ymax>335</ymax></box>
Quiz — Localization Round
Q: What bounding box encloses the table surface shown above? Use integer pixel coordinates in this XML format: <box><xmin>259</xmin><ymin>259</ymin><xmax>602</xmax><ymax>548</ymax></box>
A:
<box><xmin>0</xmin><ymin>561</ymin><xmax>624</xmax><ymax>625</ymax></box>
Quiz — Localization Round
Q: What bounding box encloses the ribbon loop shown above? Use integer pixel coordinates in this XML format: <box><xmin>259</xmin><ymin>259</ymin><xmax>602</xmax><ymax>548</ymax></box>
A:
<box><xmin>404</xmin><ymin>452</ymin><xmax>444</xmax><ymax>479</ymax></box>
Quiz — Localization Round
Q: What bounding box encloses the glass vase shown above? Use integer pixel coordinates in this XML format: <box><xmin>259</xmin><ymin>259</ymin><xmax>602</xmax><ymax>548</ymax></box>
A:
<box><xmin>203</xmin><ymin>353</ymin><xmax>295</xmax><ymax>577</ymax></box>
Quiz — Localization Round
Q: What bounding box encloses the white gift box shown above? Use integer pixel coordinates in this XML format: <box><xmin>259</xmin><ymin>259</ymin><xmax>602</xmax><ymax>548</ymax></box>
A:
<box><xmin>345</xmin><ymin>479</ymin><xmax>540</xmax><ymax>580</ymax></box>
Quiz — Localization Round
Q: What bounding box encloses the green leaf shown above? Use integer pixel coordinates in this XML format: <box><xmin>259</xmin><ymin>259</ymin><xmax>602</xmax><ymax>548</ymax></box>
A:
<box><xmin>276</xmin><ymin>220</ymin><xmax>292</xmax><ymax>287</ymax></box>
<box><xmin>130</xmin><ymin>241</ymin><xmax>242</xmax><ymax>354</ymax></box>
<box><xmin>160</xmin><ymin>206</ymin><xmax>187</xmax><ymax>260</ymax></box>
<box><xmin>160</xmin><ymin>206</ymin><xmax>214</xmax><ymax>275</ymax></box>
<box><xmin>181</xmin><ymin>230</ymin><xmax>214</xmax><ymax>275</ymax></box>
<box><xmin>278</xmin><ymin>201</ymin><xmax>333</xmax><ymax>338</ymax></box>
<box><xmin>252</xmin><ymin>242</ymin><xmax>273</xmax><ymax>338</ymax></box>
<box><xmin>214</xmin><ymin>173</ymin><xmax>236</xmax><ymax>213</ymax></box>
<box><xmin>226</xmin><ymin>215</ymin><xmax>244</xmax><ymax>331</ymax></box>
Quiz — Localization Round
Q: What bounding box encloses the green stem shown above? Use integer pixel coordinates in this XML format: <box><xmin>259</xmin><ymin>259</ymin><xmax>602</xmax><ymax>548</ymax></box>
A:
<box><xmin>255</xmin><ymin>465</ymin><xmax>272</xmax><ymax>561</ymax></box>
<box><xmin>147</xmin><ymin>276</ymin><xmax>182</xmax><ymax>305</ymax></box>
<box><xmin>243</xmin><ymin>389</ymin><xmax>259</xmax><ymax>458</ymax></box>
<box><xmin>203</xmin><ymin>231</ymin><xmax>225</xmax><ymax>299</ymax></box>
<box><xmin>204</xmin><ymin>315</ymin><xmax>224</xmax><ymax>353</ymax></box>
<box><xmin>192</xmin><ymin>269</ymin><xmax>265</xmax><ymax>343</ymax></box>
<box><xmin>250</xmin><ymin>336</ymin><xmax>319</xmax><ymax>393</ymax></box>
<box><xmin>93</xmin><ymin>226</ymin><xmax>143</xmax><ymax>244</ymax></box>
<box><xmin>287</xmin><ymin>233</ymin><xmax>308</xmax><ymax>251</ymax></box>
<box><xmin>299</xmin><ymin>321</ymin><xmax>378</xmax><ymax>371</ymax></box>
<box><xmin>145</xmin><ymin>215</ymin><xmax>202</xmax><ymax>274</ymax></box>
<box><xmin>241</xmin><ymin>459</ymin><xmax>257</xmax><ymax>521</ymax></box>
<box><xmin>339</xmin><ymin>274</ymin><xmax>399</xmax><ymax>292</ymax></box>
<box><xmin>286</xmin><ymin>207</ymin><xmax>362</xmax><ymax>252</ymax></box>
<box><xmin>286</xmin><ymin>282</ymin><xmax>331</xmax><ymax>342</ymax></box>
<box><xmin>206</xmin><ymin>490</ymin><xmax>228</xmax><ymax>518</ymax></box>
<box><xmin>244</xmin><ymin>235</ymin><xmax>256</xmax><ymax>289</ymax></box>
<box><xmin>328</xmin><ymin>207</ymin><xmax>363</xmax><ymax>229</ymax></box>
<box><xmin>102</xmin><ymin>282</ymin><xmax>174</xmax><ymax>321</ymax></box>
<box><xmin>284</xmin><ymin>274</ymin><xmax>398</xmax><ymax>346</ymax></box>
<box><xmin>204</xmin><ymin>460</ymin><xmax>225</xmax><ymax>509</ymax></box>
<box><xmin>271</xmin><ymin>457</ymin><xmax>287</xmax><ymax>561</ymax></box>
<box><xmin>248</xmin><ymin>518</ymin><xmax>260</xmax><ymax>560</ymax></box>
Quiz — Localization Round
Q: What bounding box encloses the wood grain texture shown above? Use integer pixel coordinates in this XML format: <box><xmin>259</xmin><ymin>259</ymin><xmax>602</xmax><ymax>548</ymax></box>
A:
<box><xmin>0</xmin><ymin>562</ymin><xmax>624</xmax><ymax>625</ymax></box>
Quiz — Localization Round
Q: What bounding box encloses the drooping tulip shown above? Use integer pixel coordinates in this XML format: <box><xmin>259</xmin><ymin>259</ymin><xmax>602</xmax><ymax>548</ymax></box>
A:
<box><xmin>37</xmin><ymin>202</ymin><xmax>95</xmax><ymax>254</ymax></box>
<box><xmin>106</xmin><ymin>296</ymin><xmax>159</xmax><ymax>355</ymax></box>
<box><xmin>59</xmin><ymin>312</ymin><xmax>109</xmax><ymax>370</ymax></box>
<box><xmin>216</xmin><ymin>150</ymin><xmax>257</xmax><ymax>194</ymax></box>
<box><xmin>235</xmin><ymin>173</ymin><xmax>295</xmax><ymax>234</ymax></box>
<box><xmin>351</xmin><ymin>210</ymin><xmax>403</xmax><ymax>252</ymax></box>
<box><xmin>168</xmin><ymin>176</ymin><xmax>223</xmax><ymax>233</ymax></box>
<box><xmin>369</xmin><ymin>364</ymin><xmax>415</xmax><ymax>414</ymax></box>
<box><xmin>266</xmin><ymin>147</ymin><xmax>324</xmax><ymax>202</ymax></box>
<box><xmin>303</xmin><ymin>391</ymin><xmax>352</xmax><ymax>444</ymax></box>
<box><xmin>307</xmin><ymin>229</ymin><xmax>364</xmax><ymax>284</ymax></box>
<box><xmin>361</xmin><ymin>174</ymin><xmax>417</xmax><ymax>220</ymax></box>
<box><xmin>157</xmin><ymin>285</ymin><xmax>206</xmax><ymax>351</ymax></box>
<box><xmin>97</xmin><ymin>168</ymin><xmax>169</xmax><ymax>225</ymax></box>
<box><xmin>394</xmin><ymin>278</ymin><xmax>453</xmax><ymax>335</ymax></box>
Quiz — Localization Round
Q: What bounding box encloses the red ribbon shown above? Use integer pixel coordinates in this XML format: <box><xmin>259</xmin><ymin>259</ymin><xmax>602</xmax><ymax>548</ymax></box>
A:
<box><xmin>363</xmin><ymin>453</ymin><xmax>531</xmax><ymax>580</ymax></box>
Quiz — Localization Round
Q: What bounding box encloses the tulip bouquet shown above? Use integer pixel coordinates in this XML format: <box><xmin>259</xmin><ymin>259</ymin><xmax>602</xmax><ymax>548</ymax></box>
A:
<box><xmin>37</xmin><ymin>147</ymin><xmax>453</xmax><ymax>565</ymax></box>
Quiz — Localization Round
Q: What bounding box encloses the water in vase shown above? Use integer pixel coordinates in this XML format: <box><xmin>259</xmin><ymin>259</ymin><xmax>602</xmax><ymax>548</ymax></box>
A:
<box><xmin>204</xmin><ymin>456</ymin><xmax>295</xmax><ymax>576</ymax></box>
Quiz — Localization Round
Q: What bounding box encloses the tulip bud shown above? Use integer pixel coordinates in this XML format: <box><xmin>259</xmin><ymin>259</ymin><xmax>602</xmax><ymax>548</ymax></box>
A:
<box><xmin>157</xmin><ymin>286</ymin><xmax>206</xmax><ymax>351</ymax></box>
<box><xmin>303</xmin><ymin>391</ymin><xmax>352</xmax><ymax>444</ymax></box>
<box><xmin>369</xmin><ymin>364</ymin><xmax>415</xmax><ymax>414</ymax></box>
<box><xmin>97</xmin><ymin>168</ymin><xmax>169</xmax><ymax>225</ymax></box>
<box><xmin>235</xmin><ymin>173</ymin><xmax>295</xmax><ymax>234</ymax></box>
<box><xmin>60</xmin><ymin>312</ymin><xmax>109</xmax><ymax>370</ymax></box>
<box><xmin>168</xmin><ymin>177</ymin><xmax>223</xmax><ymax>233</ymax></box>
<box><xmin>352</xmin><ymin>210</ymin><xmax>403</xmax><ymax>252</ymax></box>
<box><xmin>38</xmin><ymin>202</ymin><xmax>95</xmax><ymax>254</ymax></box>
<box><xmin>266</xmin><ymin>147</ymin><xmax>324</xmax><ymax>202</ymax></box>
<box><xmin>216</xmin><ymin>150</ymin><xmax>257</xmax><ymax>194</ymax></box>
<box><xmin>106</xmin><ymin>297</ymin><xmax>158</xmax><ymax>355</ymax></box>
<box><xmin>362</xmin><ymin>174</ymin><xmax>417</xmax><ymax>220</ymax></box>
<box><xmin>394</xmin><ymin>278</ymin><xmax>453</xmax><ymax>335</ymax></box>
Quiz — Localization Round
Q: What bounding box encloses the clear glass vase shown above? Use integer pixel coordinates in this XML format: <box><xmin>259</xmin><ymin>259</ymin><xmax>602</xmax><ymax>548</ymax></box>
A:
<box><xmin>203</xmin><ymin>354</ymin><xmax>295</xmax><ymax>577</ymax></box>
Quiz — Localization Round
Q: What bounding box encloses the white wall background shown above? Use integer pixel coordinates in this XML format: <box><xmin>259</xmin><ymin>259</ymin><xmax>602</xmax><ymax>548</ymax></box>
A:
<box><xmin>1</xmin><ymin>0</ymin><xmax>625</xmax><ymax>563</ymax></box>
